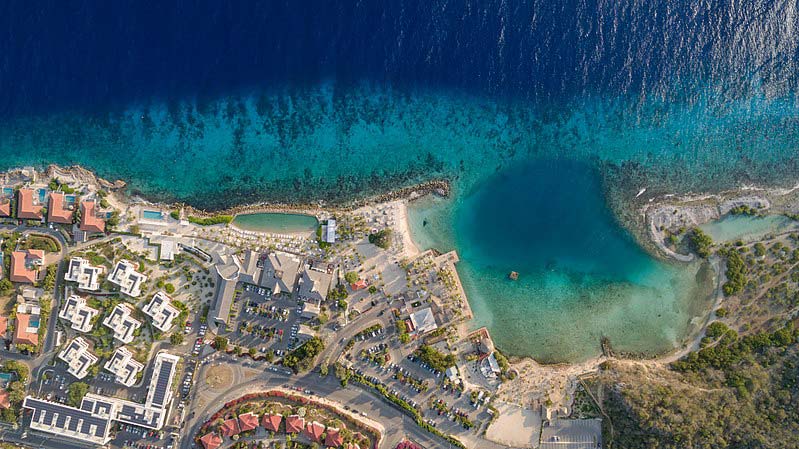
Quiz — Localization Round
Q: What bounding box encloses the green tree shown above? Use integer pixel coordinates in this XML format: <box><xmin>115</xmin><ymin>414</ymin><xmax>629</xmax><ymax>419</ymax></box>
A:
<box><xmin>164</xmin><ymin>283</ymin><xmax>176</xmax><ymax>294</ymax></box>
<box><xmin>688</xmin><ymin>228</ymin><xmax>713</xmax><ymax>258</ymax></box>
<box><xmin>0</xmin><ymin>279</ymin><xmax>13</xmax><ymax>295</ymax></box>
<box><xmin>170</xmin><ymin>333</ymin><xmax>184</xmax><ymax>345</ymax></box>
<box><xmin>214</xmin><ymin>336</ymin><xmax>228</xmax><ymax>351</ymax></box>
<box><xmin>67</xmin><ymin>382</ymin><xmax>89</xmax><ymax>407</ymax></box>
<box><xmin>344</xmin><ymin>271</ymin><xmax>359</xmax><ymax>284</ymax></box>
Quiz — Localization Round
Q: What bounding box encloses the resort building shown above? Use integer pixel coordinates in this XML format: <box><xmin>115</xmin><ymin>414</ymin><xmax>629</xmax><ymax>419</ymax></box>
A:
<box><xmin>300</xmin><ymin>301</ymin><xmax>320</xmax><ymax>319</ymax></box>
<box><xmin>285</xmin><ymin>415</ymin><xmax>305</xmax><ymax>434</ymax></box>
<box><xmin>238</xmin><ymin>412</ymin><xmax>259</xmax><ymax>432</ymax></box>
<box><xmin>79</xmin><ymin>200</ymin><xmax>106</xmax><ymax>234</ymax></box>
<box><xmin>209</xmin><ymin>255</ymin><xmax>240</xmax><ymax>329</ymax></box>
<box><xmin>104</xmin><ymin>346</ymin><xmax>144</xmax><ymax>387</ymax></box>
<box><xmin>258</xmin><ymin>251</ymin><xmax>300</xmax><ymax>296</ymax></box>
<box><xmin>303</xmin><ymin>421</ymin><xmax>325</xmax><ymax>443</ymax></box>
<box><xmin>58</xmin><ymin>337</ymin><xmax>98</xmax><ymax>379</ymax></box>
<box><xmin>296</xmin><ymin>324</ymin><xmax>316</xmax><ymax>342</ymax></box>
<box><xmin>0</xmin><ymin>390</ymin><xmax>10</xmax><ymax>410</ymax></box>
<box><xmin>159</xmin><ymin>239</ymin><xmax>176</xmax><ymax>261</ymax></box>
<box><xmin>297</xmin><ymin>268</ymin><xmax>333</xmax><ymax>302</ymax></box>
<box><xmin>480</xmin><ymin>352</ymin><xmax>502</xmax><ymax>379</ymax></box>
<box><xmin>107</xmin><ymin>260</ymin><xmax>147</xmax><ymax>297</ymax></box>
<box><xmin>321</xmin><ymin>219</ymin><xmax>337</xmax><ymax>243</ymax></box>
<box><xmin>102</xmin><ymin>303</ymin><xmax>141</xmax><ymax>344</ymax></box>
<box><xmin>47</xmin><ymin>192</ymin><xmax>74</xmax><ymax>224</ymax></box>
<box><xmin>200</xmin><ymin>433</ymin><xmax>223</xmax><ymax>449</ymax></box>
<box><xmin>408</xmin><ymin>307</ymin><xmax>438</xmax><ymax>335</ymax></box>
<box><xmin>325</xmin><ymin>427</ymin><xmax>344</xmax><ymax>448</ymax></box>
<box><xmin>14</xmin><ymin>310</ymin><xmax>39</xmax><ymax>347</ymax></box>
<box><xmin>17</xmin><ymin>188</ymin><xmax>43</xmax><ymax>220</ymax></box>
<box><xmin>58</xmin><ymin>295</ymin><xmax>99</xmax><ymax>333</ymax></box>
<box><xmin>142</xmin><ymin>291</ymin><xmax>180</xmax><ymax>332</ymax></box>
<box><xmin>261</xmin><ymin>413</ymin><xmax>282</xmax><ymax>432</ymax></box>
<box><xmin>9</xmin><ymin>249</ymin><xmax>44</xmax><ymax>284</ymax></box>
<box><xmin>24</xmin><ymin>352</ymin><xmax>181</xmax><ymax>443</ymax></box>
<box><xmin>0</xmin><ymin>316</ymin><xmax>7</xmax><ymax>340</ymax></box>
<box><xmin>64</xmin><ymin>257</ymin><xmax>104</xmax><ymax>291</ymax></box>
<box><xmin>220</xmin><ymin>417</ymin><xmax>241</xmax><ymax>437</ymax></box>
<box><xmin>0</xmin><ymin>198</ymin><xmax>11</xmax><ymax>217</ymax></box>
<box><xmin>239</xmin><ymin>250</ymin><xmax>260</xmax><ymax>285</ymax></box>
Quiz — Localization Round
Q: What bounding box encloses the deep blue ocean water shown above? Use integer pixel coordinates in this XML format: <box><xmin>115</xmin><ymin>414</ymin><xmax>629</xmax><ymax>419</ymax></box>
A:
<box><xmin>1</xmin><ymin>1</ymin><xmax>797</xmax><ymax>360</ymax></box>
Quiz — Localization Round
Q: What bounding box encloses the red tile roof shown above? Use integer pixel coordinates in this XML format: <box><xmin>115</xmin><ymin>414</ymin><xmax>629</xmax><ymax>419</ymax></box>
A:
<box><xmin>79</xmin><ymin>201</ymin><xmax>105</xmax><ymax>233</ymax></box>
<box><xmin>351</xmin><ymin>279</ymin><xmax>368</xmax><ymax>290</ymax></box>
<box><xmin>262</xmin><ymin>413</ymin><xmax>282</xmax><ymax>432</ymax></box>
<box><xmin>199</xmin><ymin>433</ymin><xmax>222</xmax><ymax>449</ymax></box>
<box><xmin>285</xmin><ymin>415</ymin><xmax>305</xmax><ymax>434</ymax></box>
<box><xmin>47</xmin><ymin>193</ymin><xmax>73</xmax><ymax>224</ymax></box>
<box><xmin>0</xmin><ymin>201</ymin><xmax>10</xmax><ymax>217</ymax></box>
<box><xmin>17</xmin><ymin>189</ymin><xmax>43</xmax><ymax>220</ymax></box>
<box><xmin>0</xmin><ymin>390</ymin><xmax>10</xmax><ymax>409</ymax></box>
<box><xmin>220</xmin><ymin>417</ymin><xmax>240</xmax><ymax>437</ymax></box>
<box><xmin>395</xmin><ymin>441</ymin><xmax>423</xmax><ymax>449</ymax></box>
<box><xmin>346</xmin><ymin>444</ymin><xmax>361</xmax><ymax>449</ymax></box>
<box><xmin>304</xmin><ymin>421</ymin><xmax>325</xmax><ymax>442</ymax></box>
<box><xmin>0</xmin><ymin>316</ymin><xmax>7</xmax><ymax>336</ymax></box>
<box><xmin>238</xmin><ymin>412</ymin><xmax>259</xmax><ymax>432</ymax></box>
<box><xmin>325</xmin><ymin>427</ymin><xmax>343</xmax><ymax>448</ymax></box>
<box><xmin>10</xmin><ymin>250</ymin><xmax>44</xmax><ymax>284</ymax></box>
<box><xmin>14</xmin><ymin>313</ymin><xmax>38</xmax><ymax>346</ymax></box>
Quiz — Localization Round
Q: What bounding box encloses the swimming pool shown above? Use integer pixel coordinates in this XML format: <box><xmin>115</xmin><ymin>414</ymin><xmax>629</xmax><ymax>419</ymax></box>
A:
<box><xmin>65</xmin><ymin>195</ymin><xmax>76</xmax><ymax>205</ymax></box>
<box><xmin>37</xmin><ymin>189</ymin><xmax>46</xmax><ymax>203</ymax></box>
<box><xmin>2</xmin><ymin>188</ymin><xmax>12</xmax><ymax>197</ymax></box>
<box><xmin>142</xmin><ymin>210</ymin><xmax>164</xmax><ymax>220</ymax></box>
<box><xmin>29</xmin><ymin>319</ymin><xmax>40</xmax><ymax>327</ymax></box>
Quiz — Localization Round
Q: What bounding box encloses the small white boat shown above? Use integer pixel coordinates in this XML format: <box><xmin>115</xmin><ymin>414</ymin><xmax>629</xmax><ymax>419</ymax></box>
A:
<box><xmin>635</xmin><ymin>188</ymin><xmax>647</xmax><ymax>198</ymax></box>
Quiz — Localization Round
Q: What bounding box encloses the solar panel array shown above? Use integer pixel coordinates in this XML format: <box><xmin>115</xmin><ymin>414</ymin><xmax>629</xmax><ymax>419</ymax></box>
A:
<box><xmin>150</xmin><ymin>358</ymin><xmax>174</xmax><ymax>407</ymax></box>
<box><xmin>26</xmin><ymin>397</ymin><xmax>110</xmax><ymax>439</ymax></box>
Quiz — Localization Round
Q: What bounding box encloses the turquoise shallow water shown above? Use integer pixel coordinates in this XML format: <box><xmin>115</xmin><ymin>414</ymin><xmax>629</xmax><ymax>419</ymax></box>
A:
<box><xmin>409</xmin><ymin>161</ymin><xmax>716</xmax><ymax>362</ymax></box>
<box><xmin>232</xmin><ymin>213</ymin><xmax>319</xmax><ymax>234</ymax></box>
<box><xmin>0</xmin><ymin>84</ymin><xmax>794</xmax><ymax>361</ymax></box>
<box><xmin>699</xmin><ymin>214</ymin><xmax>799</xmax><ymax>243</ymax></box>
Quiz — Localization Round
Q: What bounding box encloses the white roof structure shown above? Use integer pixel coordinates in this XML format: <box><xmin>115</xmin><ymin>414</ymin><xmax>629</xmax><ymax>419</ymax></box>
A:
<box><xmin>409</xmin><ymin>307</ymin><xmax>438</xmax><ymax>335</ymax></box>
<box><xmin>23</xmin><ymin>352</ymin><xmax>181</xmax><ymax>444</ymax></box>
<box><xmin>102</xmin><ymin>304</ymin><xmax>142</xmax><ymax>344</ymax></box>
<box><xmin>298</xmin><ymin>268</ymin><xmax>333</xmax><ymax>302</ymax></box>
<box><xmin>297</xmin><ymin>324</ymin><xmax>316</xmax><ymax>341</ymax></box>
<box><xmin>64</xmin><ymin>257</ymin><xmax>104</xmax><ymax>291</ymax></box>
<box><xmin>159</xmin><ymin>239</ymin><xmax>176</xmax><ymax>261</ymax></box>
<box><xmin>301</xmin><ymin>301</ymin><xmax>320</xmax><ymax>319</ymax></box>
<box><xmin>445</xmin><ymin>366</ymin><xmax>460</xmax><ymax>383</ymax></box>
<box><xmin>104</xmin><ymin>346</ymin><xmax>144</xmax><ymax>387</ymax></box>
<box><xmin>58</xmin><ymin>337</ymin><xmax>98</xmax><ymax>379</ymax></box>
<box><xmin>480</xmin><ymin>352</ymin><xmax>502</xmax><ymax>378</ymax></box>
<box><xmin>142</xmin><ymin>291</ymin><xmax>180</xmax><ymax>332</ymax></box>
<box><xmin>107</xmin><ymin>260</ymin><xmax>147</xmax><ymax>298</ymax></box>
<box><xmin>322</xmin><ymin>219</ymin><xmax>336</xmax><ymax>243</ymax></box>
<box><xmin>58</xmin><ymin>295</ymin><xmax>99</xmax><ymax>333</ymax></box>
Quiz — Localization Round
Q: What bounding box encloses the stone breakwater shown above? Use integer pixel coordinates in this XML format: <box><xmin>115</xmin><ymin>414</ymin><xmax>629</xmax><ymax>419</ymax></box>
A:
<box><xmin>181</xmin><ymin>179</ymin><xmax>451</xmax><ymax>219</ymax></box>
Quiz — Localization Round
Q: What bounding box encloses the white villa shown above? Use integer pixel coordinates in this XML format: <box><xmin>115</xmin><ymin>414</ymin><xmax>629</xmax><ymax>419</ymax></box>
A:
<box><xmin>104</xmin><ymin>346</ymin><xmax>144</xmax><ymax>387</ymax></box>
<box><xmin>58</xmin><ymin>337</ymin><xmax>98</xmax><ymax>379</ymax></box>
<box><xmin>102</xmin><ymin>304</ymin><xmax>142</xmax><ymax>344</ymax></box>
<box><xmin>58</xmin><ymin>295</ymin><xmax>99</xmax><ymax>333</ymax></box>
<box><xmin>142</xmin><ymin>291</ymin><xmax>180</xmax><ymax>332</ymax></box>
<box><xmin>64</xmin><ymin>257</ymin><xmax>104</xmax><ymax>291</ymax></box>
<box><xmin>107</xmin><ymin>260</ymin><xmax>147</xmax><ymax>297</ymax></box>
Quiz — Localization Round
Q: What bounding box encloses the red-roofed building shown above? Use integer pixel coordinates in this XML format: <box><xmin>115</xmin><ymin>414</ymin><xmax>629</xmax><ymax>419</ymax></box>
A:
<box><xmin>262</xmin><ymin>413</ymin><xmax>282</xmax><ymax>432</ymax></box>
<box><xmin>325</xmin><ymin>427</ymin><xmax>343</xmax><ymax>448</ymax></box>
<box><xmin>0</xmin><ymin>201</ymin><xmax>10</xmax><ymax>217</ymax></box>
<box><xmin>346</xmin><ymin>444</ymin><xmax>361</xmax><ymax>449</ymax></box>
<box><xmin>199</xmin><ymin>433</ymin><xmax>222</xmax><ymax>449</ymax></box>
<box><xmin>17</xmin><ymin>189</ymin><xmax>43</xmax><ymax>220</ymax></box>
<box><xmin>14</xmin><ymin>313</ymin><xmax>39</xmax><ymax>346</ymax></box>
<box><xmin>238</xmin><ymin>412</ymin><xmax>259</xmax><ymax>432</ymax></box>
<box><xmin>0</xmin><ymin>389</ymin><xmax>10</xmax><ymax>409</ymax></box>
<box><xmin>0</xmin><ymin>316</ymin><xmax>7</xmax><ymax>337</ymax></box>
<box><xmin>47</xmin><ymin>192</ymin><xmax>74</xmax><ymax>224</ymax></box>
<box><xmin>395</xmin><ymin>441</ymin><xmax>423</xmax><ymax>449</ymax></box>
<box><xmin>304</xmin><ymin>421</ymin><xmax>325</xmax><ymax>442</ymax></box>
<box><xmin>79</xmin><ymin>201</ymin><xmax>105</xmax><ymax>233</ymax></box>
<box><xmin>351</xmin><ymin>279</ymin><xmax>368</xmax><ymax>291</ymax></box>
<box><xmin>285</xmin><ymin>415</ymin><xmax>305</xmax><ymax>434</ymax></box>
<box><xmin>10</xmin><ymin>250</ymin><xmax>44</xmax><ymax>284</ymax></box>
<box><xmin>220</xmin><ymin>417</ymin><xmax>240</xmax><ymax>437</ymax></box>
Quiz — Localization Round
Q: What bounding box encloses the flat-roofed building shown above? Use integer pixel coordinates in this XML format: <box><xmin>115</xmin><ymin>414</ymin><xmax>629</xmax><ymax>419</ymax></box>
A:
<box><xmin>300</xmin><ymin>301</ymin><xmax>320</xmax><ymax>319</ymax></box>
<box><xmin>10</xmin><ymin>249</ymin><xmax>44</xmax><ymax>284</ymax></box>
<box><xmin>259</xmin><ymin>251</ymin><xmax>300</xmax><ymax>296</ymax></box>
<box><xmin>145</xmin><ymin>352</ymin><xmax>179</xmax><ymax>410</ymax></box>
<box><xmin>102</xmin><ymin>304</ymin><xmax>141</xmax><ymax>344</ymax></box>
<box><xmin>297</xmin><ymin>268</ymin><xmax>333</xmax><ymax>302</ymax></box>
<box><xmin>321</xmin><ymin>219</ymin><xmax>336</xmax><ymax>243</ymax></box>
<box><xmin>142</xmin><ymin>291</ymin><xmax>180</xmax><ymax>332</ymax></box>
<box><xmin>17</xmin><ymin>189</ymin><xmax>43</xmax><ymax>220</ymax></box>
<box><xmin>58</xmin><ymin>337</ymin><xmax>98</xmax><ymax>379</ymax></box>
<box><xmin>47</xmin><ymin>192</ymin><xmax>74</xmax><ymax>224</ymax></box>
<box><xmin>58</xmin><ymin>295</ymin><xmax>99</xmax><ymax>333</ymax></box>
<box><xmin>209</xmin><ymin>255</ymin><xmax>240</xmax><ymax>329</ymax></box>
<box><xmin>23</xmin><ymin>396</ymin><xmax>113</xmax><ymax>445</ymax></box>
<box><xmin>64</xmin><ymin>257</ymin><xmax>103</xmax><ymax>291</ymax></box>
<box><xmin>104</xmin><ymin>346</ymin><xmax>144</xmax><ymax>387</ymax></box>
<box><xmin>107</xmin><ymin>260</ymin><xmax>146</xmax><ymax>297</ymax></box>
